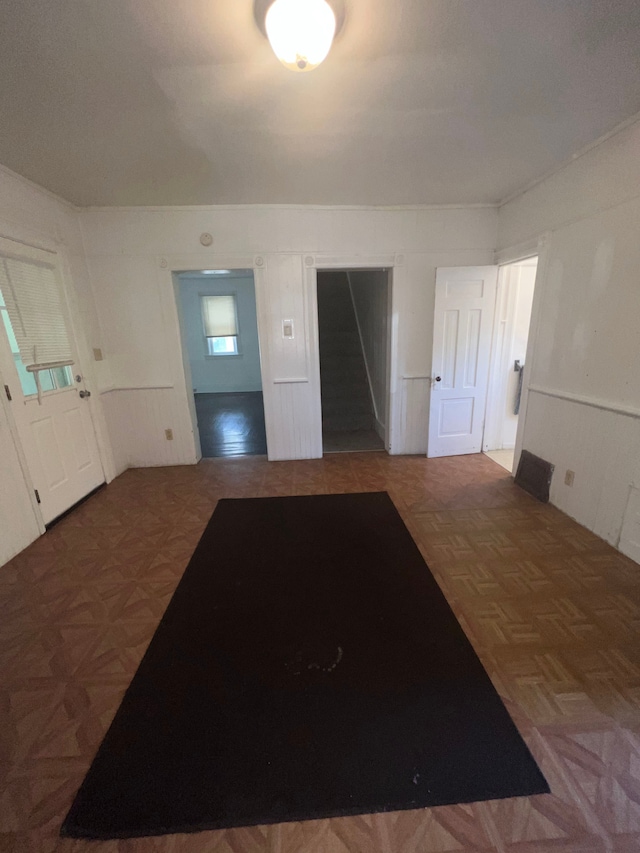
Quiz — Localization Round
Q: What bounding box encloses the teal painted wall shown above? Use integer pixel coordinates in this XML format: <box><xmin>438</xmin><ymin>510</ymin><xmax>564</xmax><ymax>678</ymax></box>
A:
<box><xmin>177</xmin><ymin>274</ymin><xmax>262</xmax><ymax>394</ymax></box>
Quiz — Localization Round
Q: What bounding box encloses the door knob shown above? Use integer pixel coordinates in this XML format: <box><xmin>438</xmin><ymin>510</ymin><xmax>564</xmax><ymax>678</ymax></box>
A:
<box><xmin>79</xmin><ymin>390</ymin><xmax>91</xmax><ymax>399</ymax></box>
<box><xmin>435</xmin><ymin>376</ymin><xmax>441</xmax><ymax>382</ymax></box>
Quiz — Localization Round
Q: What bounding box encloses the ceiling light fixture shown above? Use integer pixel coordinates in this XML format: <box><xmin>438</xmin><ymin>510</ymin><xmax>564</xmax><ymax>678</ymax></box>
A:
<box><xmin>265</xmin><ymin>0</ymin><xmax>336</xmax><ymax>72</ymax></box>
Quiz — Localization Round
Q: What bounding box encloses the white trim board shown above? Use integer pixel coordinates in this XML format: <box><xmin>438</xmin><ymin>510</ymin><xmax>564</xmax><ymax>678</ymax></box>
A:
<box><xmin>528</xmin><ymin>386</ymin><xmax>640</xmax><ymax>421</ymax></box>
<box><xmin>83</xmin><ymin>203</ymin><xmax>500</xmax><ymax>214</ymax></box>
<box><xmin>100</xmin><ymin>385</ymin><xmax>175</xmax><ymax>393</ymax></box>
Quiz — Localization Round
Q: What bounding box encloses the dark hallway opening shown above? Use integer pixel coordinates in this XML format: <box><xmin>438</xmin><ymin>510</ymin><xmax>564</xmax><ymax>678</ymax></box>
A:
<box><xmin>317</xmin><ymin>270</ymin><xmax>390</xmax><ymax>454</ymax></box>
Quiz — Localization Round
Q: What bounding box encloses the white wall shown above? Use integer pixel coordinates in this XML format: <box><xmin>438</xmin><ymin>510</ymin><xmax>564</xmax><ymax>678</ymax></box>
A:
<box><xmin>349</xmin><ymin>269</ymin><xmax>389</xmax><ymax>438</ymax></box>
<box><xmin>3</xmin><ymin>113</ymin><xmax>638</xmax><ymax>564</ymax></box>
<box><xmin>0</xmin><ymin>167</ymin><xmax>113</xmax><ymax>564</ymax></box>
<box><xmin>499</xmin><ymin>118</ymin><xmax>640</xmax><ymax>557</ymax></box>
<box><xmin>81</xmin><ymin>206</ymin><xmax>497</xmax><ymax>464</ymax></box>
<box><xmin>177</xmin><ymin>273</ymin><xmax>262</xmax><ymax>395</ymax></box>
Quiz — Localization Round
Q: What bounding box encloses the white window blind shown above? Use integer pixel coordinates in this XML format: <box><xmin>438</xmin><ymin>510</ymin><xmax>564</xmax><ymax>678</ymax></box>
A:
<box><xmin>0</xmin><ymin>256</ymin><xmax>73</xmax><ymax>370</ymax></box>
<box><xmin>201</xmin><ymin>294</ymin><xmax>237</xmax><ymax>338</ymax></box>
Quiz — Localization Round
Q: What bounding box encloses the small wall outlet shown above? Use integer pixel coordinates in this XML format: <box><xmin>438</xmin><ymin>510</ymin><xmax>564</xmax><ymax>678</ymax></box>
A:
<box><xmin>93</xmin><ymin>347</ymin><xmax>103</xmax><ymax>361</ymax></box>
<box><xmin>165</xmin><ymin>428</ymin><xmax>174</xmax><ymax>441</ymax></box>
<box><xmin>564</xmin><ymin>469</ymin><xmax>575</xmax><ymax>487</ymax></box>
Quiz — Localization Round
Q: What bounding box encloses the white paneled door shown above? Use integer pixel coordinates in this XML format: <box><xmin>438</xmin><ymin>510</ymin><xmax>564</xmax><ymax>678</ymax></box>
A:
<box><xmin>428</xmin><ymin>266</ymin><xmax>498</xmax><ymax>458</ymax></box>
<box><xmin>9</xmin><ymin>384</ymin><xmax>105</xmax><ymax>524</ymax></box>
<box><xmin>0</xmin><ymin>244</ymin><xmax>104</xmax><ymax>525</ymax></box>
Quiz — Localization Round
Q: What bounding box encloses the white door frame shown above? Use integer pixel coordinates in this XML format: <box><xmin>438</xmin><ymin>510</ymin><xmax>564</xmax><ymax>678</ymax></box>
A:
<box><xmin>0</xmin><ymin>234</ymin><xmax>109</xmax><ymax>528</ymax></box>
<box><xmin>172</xmin><ymin>277</ymin><xmax>203</xmax><ymax>462</ymax></box>
<box><xmin>160</xmin><ymin>254</ymin><xmax>271</xmax><ymax>462</ymax></box>
<box><xmin>493</xmin><ymin>234</ymin><xmax>551</xmax><ymax>472</ymax></box>
<box><xmin>483</xmin><ymin>255</ymin><xmax>538</xmax><ymax>453</ymax></box>
<box><xmin>304</xmin><ymin>253</ymin><xmax>401</xmax><ymax>455</ymax></box>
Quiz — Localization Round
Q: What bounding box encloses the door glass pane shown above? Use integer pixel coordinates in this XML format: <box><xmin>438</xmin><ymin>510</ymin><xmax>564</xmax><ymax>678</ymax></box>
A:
<box><xmin>39</xmin><ymin>370</ymin><xmax>56</xmax><ymax>392</ymax></box>
<box><xmin>52</xmin><ymin>365</ymin><xmax>73</xmax><ymax>389</ymax></box>
<box><xmin>0</xmin><ymin>299</ymin><xmax>56</xmax><ymax>396</ymax></box>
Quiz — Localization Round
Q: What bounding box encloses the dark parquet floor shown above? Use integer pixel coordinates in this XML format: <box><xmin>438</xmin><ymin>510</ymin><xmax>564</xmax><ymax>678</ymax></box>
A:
<box><xmin>1</xmin><ymin>452</ymin><xmax>640</xmax><ymax>851</ymax></box>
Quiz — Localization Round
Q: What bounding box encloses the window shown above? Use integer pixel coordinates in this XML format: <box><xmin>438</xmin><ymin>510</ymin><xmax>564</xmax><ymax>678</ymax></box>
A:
<box><xmin>0</xmin><ymin>281</ymin><xmax>73</xmax><ymax>397</ymax></box>
<box><xmin>201</xmin><ymin>294</ymin><xmax>239</xmax><ymax>356</ymax></box>
<box><xmin>0</xmin><ymin>254</ymin><xmax>74</xmax><ymax>397</ymax></box>
<box><xmin>207</xmin><ymin>335</ymin><xmax>238</xmax><ymax>355</ymax></box>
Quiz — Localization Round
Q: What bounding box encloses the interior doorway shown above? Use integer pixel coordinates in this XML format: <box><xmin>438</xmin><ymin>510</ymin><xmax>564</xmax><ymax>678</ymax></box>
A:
<box><xmin>175</xmin><ymin>269</ymin><xmax>267</xmax><ymax>459</ymax></box>
<box><xmin>428</xmin><ymin>259</ymin><xmax>538</xmax><ymax>468</ymax></box>
<box><xmin>317</xmin><ymin>269</ymin><xmax>391</xmax><ymax>454</ymax></box>
<box><xmin>483</xmin><ymin>257</ymin><xmax>538</xmax><ymax>472</ymax></box>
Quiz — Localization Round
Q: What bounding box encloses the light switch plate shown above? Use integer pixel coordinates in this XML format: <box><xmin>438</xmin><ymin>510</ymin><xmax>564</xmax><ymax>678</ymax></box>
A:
<box><xmin>282</xmin><ymin>319</ymin><xmax>294</xmax><ymax>339</ymax></box>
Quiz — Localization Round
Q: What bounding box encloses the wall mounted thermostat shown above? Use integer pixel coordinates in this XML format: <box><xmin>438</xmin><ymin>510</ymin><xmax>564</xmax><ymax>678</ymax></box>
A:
<box><xmin>282</xmin><ymin>319</ymin><xmax>294</xmax><ymax>339</ymax></box>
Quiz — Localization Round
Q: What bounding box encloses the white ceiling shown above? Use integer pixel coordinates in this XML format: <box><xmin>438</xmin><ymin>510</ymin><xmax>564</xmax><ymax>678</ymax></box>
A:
<box><xmin>1</xmin><ymin>0</ymin><xmax>639</xmax><ymax>207</ymax></box>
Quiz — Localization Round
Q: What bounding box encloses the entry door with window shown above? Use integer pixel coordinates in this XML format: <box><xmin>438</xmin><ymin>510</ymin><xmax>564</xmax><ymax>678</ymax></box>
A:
<box><xmin>0</xmin><ymin>239</ymin><xmax>104</xmax><ymax>524</ymax></box>
<box><xmin>428</xmin><ymin>266</ymin><xmax>498</xmax><ymax>457</ymax></box>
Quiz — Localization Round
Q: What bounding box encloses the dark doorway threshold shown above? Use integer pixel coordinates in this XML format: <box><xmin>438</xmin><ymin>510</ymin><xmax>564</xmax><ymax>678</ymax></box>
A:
<box><xmin>322</xmin><ymin>429</ymin><xmax>384</xmax><ymax>453</ymax></box>
<box><xmin>195</xmin><ymin>391</ymin><xmax>267</xmax><ymax>458</ymax></box>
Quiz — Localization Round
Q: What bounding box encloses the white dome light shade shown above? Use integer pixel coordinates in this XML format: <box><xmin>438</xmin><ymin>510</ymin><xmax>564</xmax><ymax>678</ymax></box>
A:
<box><xmin>265</xmin><ymin>0</ymin><xmax>336</xmax><ymax>72</ymax></box>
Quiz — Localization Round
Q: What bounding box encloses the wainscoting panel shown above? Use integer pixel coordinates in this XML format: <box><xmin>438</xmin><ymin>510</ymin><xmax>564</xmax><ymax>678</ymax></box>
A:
<box><xmin>398</xmin><ymin>377</ymin><xmax>430</xmax><ymax>455</ymax></box>
<box><xmin>267</xmin><ymin>381</ymin><xmax>321</xmax><ymax>461</ymax></box>
<box><xmin>100</xmin><ymin>387</ymin><xmax>196</xmax><ymax>472</ymax></box>
<box><xmin>523</xmin><ymin>389</ymin><xmax>640</xmax><ymax>556</ymax></box>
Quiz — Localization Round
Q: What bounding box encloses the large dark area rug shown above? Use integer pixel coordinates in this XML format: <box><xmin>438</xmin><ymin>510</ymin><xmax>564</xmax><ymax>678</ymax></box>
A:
<box><xmin>62</xmin><ymin>492</ymin><xmax>549</xmax><ymax>839</ymax></box>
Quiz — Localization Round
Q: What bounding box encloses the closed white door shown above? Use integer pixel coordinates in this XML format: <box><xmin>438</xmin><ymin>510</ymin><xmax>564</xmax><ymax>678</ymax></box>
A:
<box><xmin>428</xmin><ymin>266</ymin><xmax>498</xmax><ymax>458</ymax></box>
<box><xmin>0</xmin><ymin>247</ymin><xmax>104</xmax><ymax>524</ymax></box>
<box><xmin>7</xmin><ymin>380</ymin><xmax>104</xmax><ymax>524</ymax></box>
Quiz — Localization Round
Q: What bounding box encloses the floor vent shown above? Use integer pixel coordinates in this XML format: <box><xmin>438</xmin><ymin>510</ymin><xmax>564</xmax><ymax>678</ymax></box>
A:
<box><xmin>514</xmin><ymin>450</ymin><xmax>554</xmax><ymax>503</ymax></box>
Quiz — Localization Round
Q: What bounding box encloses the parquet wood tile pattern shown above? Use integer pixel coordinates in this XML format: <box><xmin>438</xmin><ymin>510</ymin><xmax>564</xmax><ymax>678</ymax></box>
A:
<box><xmin>1</xmin><ymin>452</ymin><xmax>639</xmax><ymax>852</ymax></box>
